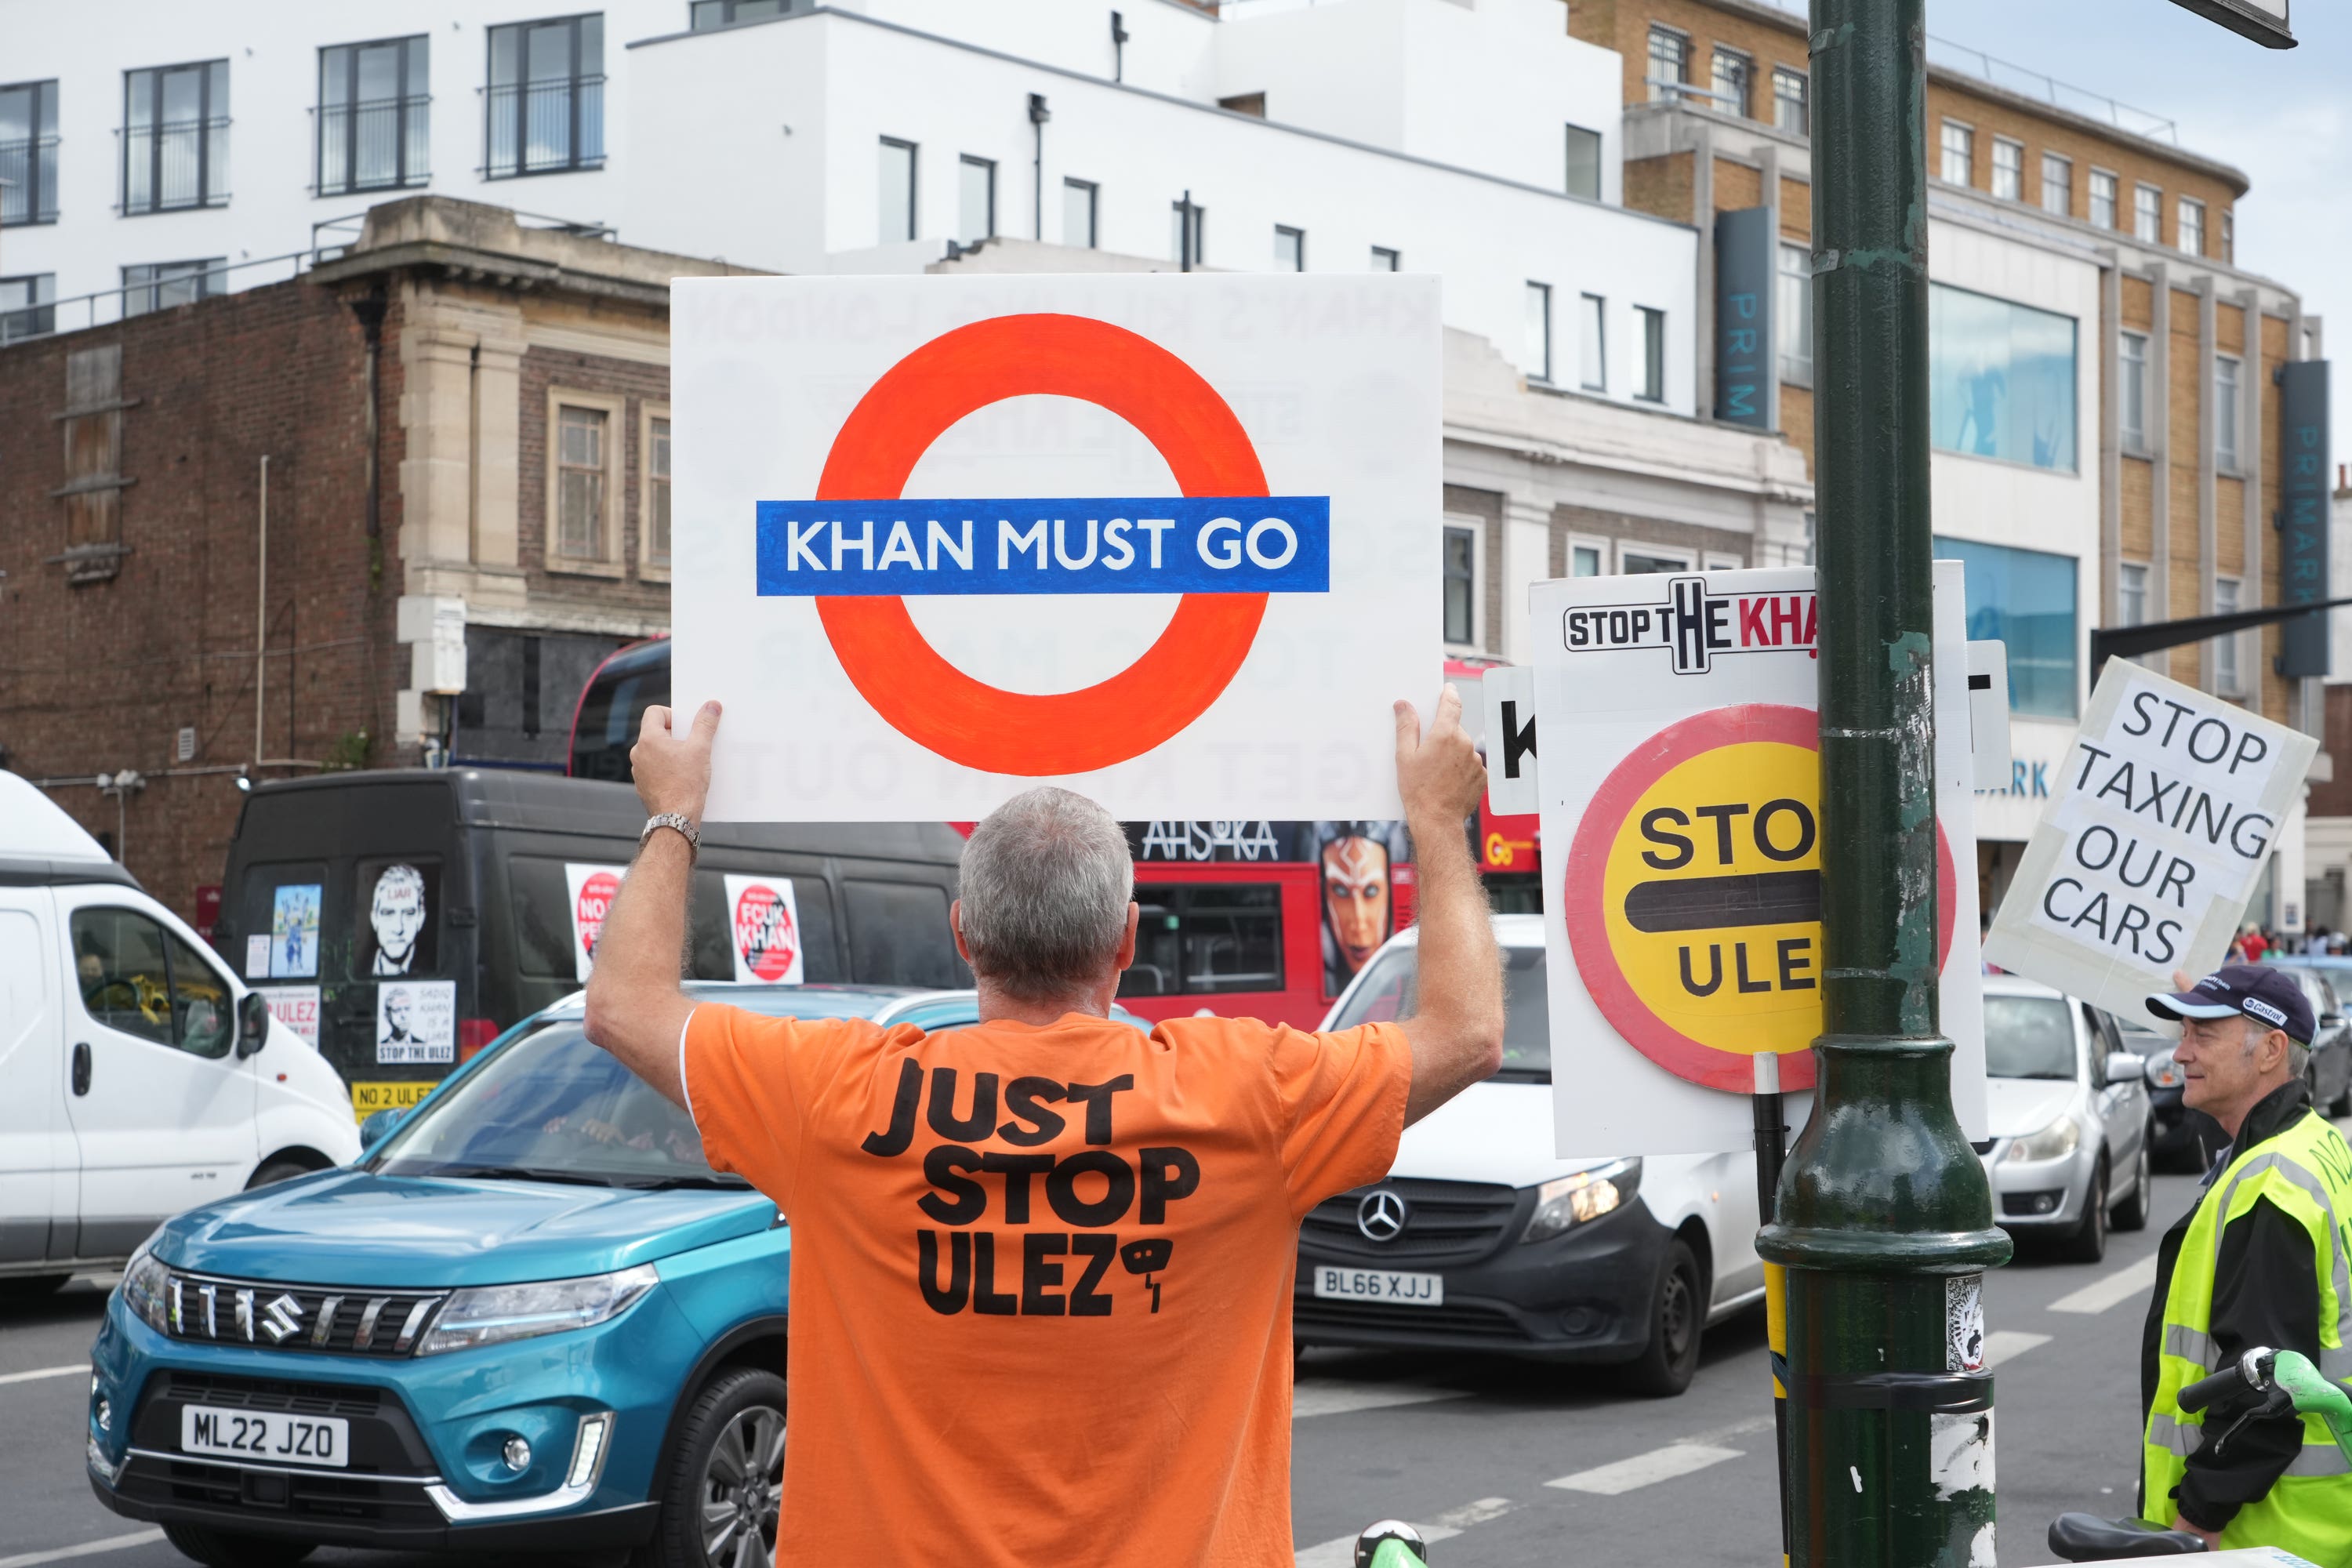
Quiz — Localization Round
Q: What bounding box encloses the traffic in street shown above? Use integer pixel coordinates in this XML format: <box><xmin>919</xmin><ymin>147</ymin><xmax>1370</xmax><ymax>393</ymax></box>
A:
<box><xmin>0</xmin><ymin>1157</ymin><xmax>2263</xmax><ymax>1567</ymax></box>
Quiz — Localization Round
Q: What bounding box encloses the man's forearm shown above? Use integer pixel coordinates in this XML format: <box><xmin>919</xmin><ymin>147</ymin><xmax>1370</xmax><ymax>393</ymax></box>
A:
<box><xmin>580</xmin><ymin>829</ymin><xmax>696</xmax><ymax>1104</ymax></box>
<box><xmin>1401</xmin><ymin>808</ymin><xmax>1502</xmax><ymax>1123</ymax></box>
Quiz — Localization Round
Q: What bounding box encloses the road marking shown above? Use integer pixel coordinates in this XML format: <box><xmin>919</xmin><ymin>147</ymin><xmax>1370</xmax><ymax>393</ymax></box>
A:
<box><xmin>1294</xmin><ymin>1501</ymin><xmax>1514</xmax><ymax>1568</ymax></box>
<box><xmin>0</xmin><ymin>1531</ymin><xmax>166</xmax><ymax>1568</ymax></box>
<box><xmin>1546</xmin><ymin>1443</ymin><xmax>1744</xmax><ymax>1495</ymax></box>
<box><xmin>0</xmin><ymin>1364</ymin><xmax>85</xmax><ymax>1387</ymax></box>
<box><xmin>2049</xmin><ymin>1252</ymin><xmax>2159</xmax><ymax>1315</ymax></box>
<box><xmin>1292</xmin><ymin>1381</ymin><xmax>1470</xmax><ymax>1421</ymax></box>
<box><xmin>1432</xmin><ymin>1497</ymin><xmax>1518</xmax><ymax>1530</ymax></box>
<box><xmin>1678</xmin><ymin>1413</ymin><xmax>1773</xmax><ymax>1446</ymax></box>
<box><xmin>1984</xmin><ymin>1330</ymin><xmax>2053</xmax><ymax>1367</ymax></box>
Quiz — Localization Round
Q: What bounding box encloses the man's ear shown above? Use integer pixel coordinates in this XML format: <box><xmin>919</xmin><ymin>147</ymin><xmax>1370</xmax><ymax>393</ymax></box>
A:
<box><xmin>951</xmin><ymin>898</ymin><xmax>975</xmax><ymax>967</ymax></box>
<box><xmin>1113</xmin><ymin>902</ymin><xmax>1140</xmax><ymax>974</ymax></box>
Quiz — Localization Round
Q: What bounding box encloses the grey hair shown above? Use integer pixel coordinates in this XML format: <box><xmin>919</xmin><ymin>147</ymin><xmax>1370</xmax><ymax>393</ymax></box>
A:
<box><xmin>2241</xmin><ymin>1014</ymin><xmax>2310</xmax><ymax>1078</ymax></box>
<box><xmin>956</xmin><ymin>787</ymin><xmax>1134</xmax><ymax>1001</ymax></box>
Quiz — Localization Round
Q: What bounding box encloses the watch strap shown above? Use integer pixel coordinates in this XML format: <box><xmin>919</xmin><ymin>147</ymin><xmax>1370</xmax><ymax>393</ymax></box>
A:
<box><xmin>641</xmin><ymin>812</ymin><xmax>701</xmax><ymax>854</ymax></box>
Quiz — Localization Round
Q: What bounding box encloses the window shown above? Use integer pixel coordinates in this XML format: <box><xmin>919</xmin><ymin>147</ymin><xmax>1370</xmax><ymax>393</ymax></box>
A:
<box><xmin>1274</xmin><ymin>224</ymin><xmax>1304</xmax><ymax>271</ymax></box>
<box><xmin>2119</xmin><ymin>330</ymin><xmax>2148</xmax><ymax>449</ymax></box>
<box><xmin>1940</xmin><ymin>121</ymin><xmax>1973</xmax><ymax>186</ymax></box>
<box><xmin>1711</xmin><ymin>48</ymin><xmax>1751</xmax><ymax>118</ymax></box>
<box><xmin>1572</xmin><ymin>543</ymin><xmax>1602</xmax><ymax>576</ymax></box>
<box><xmin>1991</xmin><ymin>137</ymin><xmax>2023</xmax><ymax>201</ymax></box>
<box><xmin>2216</xmin><ymin>354</ymin><xmax>2241</xmax><ymax>470</ymax></box>
<box><xmin>1564</xmin><ymin>122</ymin><xmax>1601</xmax><ymax>199</ymax></box>
<box><xmin>844</xmin><ymin>880</ymin><xmax>967</xmax><ymax>989</ymax></box>
<box><xmin>1933</xmin><ymin>535</ymin><xmax>2079</xmax><ymax>717</ymax></box>
<box><xmin>1370</xmin><ymin>245</ymin><xmax>1400</xmax><ymax>271</ymax></box>
<box><xmin>486</xmin><ymin>14</ymin><xmax>602</xmax><ymax>179</ymax></box>
<box><xmin>59</xmin><ymin>345</ymin><xmax>125</xmax><ymax>571</ymax></box>
<box><xmin>1062</xmin><ymin>177</ymin><xmax>1096</xmax><ymax>247</ymax></box>
<box><xmin>1647</xmin><ymin>27</ymin><xmax>1689</xmax><ymax>103</ymax></box>
<box><xmin>2089</xmin><ymin>169</ymin><xmax>2118</xmax><ymax>229</ymax></box>
<box><xmin>1929</xmin><ymin>282</ymin><xmax>2078</xmax><ymax>472</ymax></box>
<box><xmin>1772</xmin><ymin>67</ymin><xmax>1807</xmax><ymax>134</ymax></box>
<box><xmin>71</xmin><ymin>907</ymin><xmax>234</xmax><ymax>1058</ymax></box>
<box><xmin>1524</xmin><ymin>281</ymin><xmax>1552</xmax><ymax>382</ymax></box>
<box><xmin>1637</xmin><ymin>307</ymin><xmax>1666</xmax><ymax>402</ymax></box>
<box><xmin>1580</xmin><ymin>292</ymin><xmax>1606</xmax><ymax>391</ymax></box>
<box><xmin>690</xmin><ymin>0</ymin><xmax>794</xmax><ymax>25</ymax></box>
<box><xmin>2134</xmin><ymin>183</ymin><xmax>2161</xmax><ymax>243</ymax></box>
<box><xmin>0</xmin><ymin>273</ymin><xmax>53</xmax><ymax>343</ymax></box>
<box><xmin>1777</xmin><ymin>242</ymin><xmax>1813</xmax><ymax>385</ymax></box>
<box><xmin>2212</xmin><ymin>576</ymin><xmax>2243</xmax><ymax>694</ymax></box>
<box><xmin>2178</xmin><ymin>197</ymin><xmax>2204</xmax><ymax>257</ymax></box>
<box><xmin>122</xmin><ymin>260</ymin><xmax>222</xmax><ymax>316</ymax></box>
<box><xmin>318</xmin><ymin>37</ymin><xmax>428</xmax><ymax>195</ymax></box>
<box><xmin>2221</xmin><ymin>210</ymin><xmax>2234</xmax><ymax>263</ymax></box>
<box><xmin>123</xmin><ymin>60</ymin><xmax>229</xmax><ymax>213</ymax></box>
<box><xmin>1621</xmin><ymin>550</ymin><xmax>1691</xmax><ymax>575</ymax></box>
<box><xmin>554</xmin><ymin>403</ymin><xmax>610</xmax><ymax>561</ymax></box>
<box><xmin>645</xmin><ymin>411</ymin><xmax>672</xmax><ymax>568</ymax></box>
<box><xmin>879</xmin><ymin>138</ymin><xmax>916</xmax><ymax>243</ymax></box>
<box><xmin>2040</xmin><ymin>153</ymin><xmax>2071</xmax><ymax>218</ymax></box>
<box><xmin>957</xmin><ymin>154</ymin><xmax>995</xmax><ymax>245</ymax></box>
<box><xmin>1</xmin><ymin>79</ymin><xmax>59</xmax><ymax>224</ymax></box>
<box><xmin>1121</xmin><ymin>885</ymin><xmax>1283</xmax><ymax>999</ymax></box>
<box><xmin>2118</xmin><ymin>562</ymin><xmax>2147</xmax><ymax>627</ymax></box>
<box><xmin>1443</xmin><ymin>525</ymin><xmax>1477</xmax><ymax>645</ymax></box>
<box><xmin>1171</xmin><ymin>198</ymin><xmax>1206</xmax><ymax>267</ymax></box>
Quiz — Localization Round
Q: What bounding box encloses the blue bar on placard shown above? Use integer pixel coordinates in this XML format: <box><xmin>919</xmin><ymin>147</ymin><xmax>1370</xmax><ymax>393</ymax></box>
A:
<box><xmin>754</xmin><ymin>495</ymin><xmax>1330</xmax><ymax>597</ymax></box>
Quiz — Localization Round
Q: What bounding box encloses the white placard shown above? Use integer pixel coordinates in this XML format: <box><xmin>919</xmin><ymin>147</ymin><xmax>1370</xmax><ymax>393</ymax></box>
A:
<box><xmin>1482</xmin><ymin>664</ymin><xmax>1540</xmax><ymax>816</ymax></box>
<box><xmin>670</xmin><ymin>274</ymin><xmax>1442</xmax><ymax>822</ymax></box>
<box><xmin>1983</xmin><ymin>661</ymin><xmax>2318</xmax><ymax>1022</ymax></box>
<box><xmin>1532</xmin><ymin>564</ymin><xmax>1985</xmax><ymax>1156</ymax></box>
<box><xmin>244</xmin><ymin>935</ymin><xmax>270</xmax><ymax>979</ymax></box>
<box><xmin>564</xmin><ymin>862</ymin><xmax>629</xmax><ymax>982</ymax></box>
<box><xmin>376</xmin><ymin>979</ymin><xmax>455</xmax><ymax>1065</ymax></box>
<box><xmin>256</xmin><ymin>985</ymin><xmax>320</xmax><ymax>1048</ymax></box>
<box><xmin>1967</xmin><ymin>641</ymin><xmax>2013</xmax><ymax>792</ymax></box>
<box><xmin>724</xmin><ymin>874</ymin><xmax>807</xmax><ymax>985</ymax></box>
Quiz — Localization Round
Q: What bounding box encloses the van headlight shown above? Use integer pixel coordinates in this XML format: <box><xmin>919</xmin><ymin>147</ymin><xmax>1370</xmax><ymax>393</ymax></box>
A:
<box><xmin>2004</xmin><ymin>1116</ymin><xmax>2080</xmax><ymax>1164</ymax></box>
<box><xmin>121</xmin><ymin>1242</ymin><xmax>172</xmax><ymax>1334</ymax></box>
<box><xmin>416</xmin><ymin>1265</ymin><xmax>658</xmax><ymax>1356</ymax></box>
<box><xmin>1521</xmin><ymin>1160</ymin><xmax>1640</xmax><ymax>1243</ymax></box>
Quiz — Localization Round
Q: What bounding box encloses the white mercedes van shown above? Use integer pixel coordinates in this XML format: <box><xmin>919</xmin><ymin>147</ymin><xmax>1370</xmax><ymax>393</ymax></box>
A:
<box><xmin>0</xmin><ymin>772</ymin><xmax>358</xmax><ymax>1295</ymax></box>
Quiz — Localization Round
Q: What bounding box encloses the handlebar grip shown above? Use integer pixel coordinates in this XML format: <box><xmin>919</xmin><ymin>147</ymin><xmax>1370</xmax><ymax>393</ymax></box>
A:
<box><xmin>2177</xmin><ymin>1367</ymin><xmax>2243</xmax><ymax>1414</ymax></box>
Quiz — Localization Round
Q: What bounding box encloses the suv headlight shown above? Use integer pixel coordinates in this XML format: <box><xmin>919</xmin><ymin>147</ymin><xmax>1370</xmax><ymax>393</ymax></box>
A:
<box><xmin>121</xmin><ymin>1242</ymin><xmax>171</xmax><ymax>1334</ymax></box>
<box><xmin>1521</xmin><ymin>1159</ymin><xmax>1640</xmax><ymax>1243</ymax></box>
<box><xmin>2146</xmin><ymin>1049</ymin><xmax>2183</xmax><ymax>1091</ymax></box>
<box><xmin>2004</xmin><ymin>1116</ymin><xmax>2080</xmax><ymax>1164</ymax></box>
<box><xmin>416</xmin><ymin>1265</ymin><xmax>659</xmax><ymax>1356</ymax></box>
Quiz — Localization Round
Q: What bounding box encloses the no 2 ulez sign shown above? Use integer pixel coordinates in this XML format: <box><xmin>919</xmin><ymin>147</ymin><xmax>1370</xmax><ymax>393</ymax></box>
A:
<box><xmin>671</xmin><ymin>276</ymin><xmax>1439</xmax><ymax>822</ymax></box>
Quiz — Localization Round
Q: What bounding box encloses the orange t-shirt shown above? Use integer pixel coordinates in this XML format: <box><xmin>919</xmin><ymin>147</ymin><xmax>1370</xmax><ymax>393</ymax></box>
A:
<box><xmin>681</xmin><ymin>1006</ymin><xmax>1410</xmax><ymax>1568</ymax></box>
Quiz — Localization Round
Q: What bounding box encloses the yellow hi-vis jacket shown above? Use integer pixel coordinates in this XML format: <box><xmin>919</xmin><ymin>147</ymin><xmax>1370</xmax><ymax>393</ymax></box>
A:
<box><xmin>2141</xmin><ymin>1105</ymin><xmax>2352</xmax><ymax>1566</ymax></box>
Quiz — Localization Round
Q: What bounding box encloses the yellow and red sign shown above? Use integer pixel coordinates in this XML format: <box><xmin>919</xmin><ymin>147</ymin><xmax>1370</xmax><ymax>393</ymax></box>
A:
<box><xmin>1565</xmin><ymin>704</ymin><xmax>1954</xmax><ymax>1092</ymax></box>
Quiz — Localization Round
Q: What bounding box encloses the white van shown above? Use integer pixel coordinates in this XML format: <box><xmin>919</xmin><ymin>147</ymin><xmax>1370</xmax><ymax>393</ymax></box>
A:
<box><xmin>0</xmin><ymin>772</ymin><xmax>358</xmax><ymax>1294</ymax></box>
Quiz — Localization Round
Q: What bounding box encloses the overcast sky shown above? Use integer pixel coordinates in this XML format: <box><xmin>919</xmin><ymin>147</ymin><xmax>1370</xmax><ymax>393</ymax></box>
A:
<box><xmin>1766</xmin><ymin>0</ymin><xmax>2350</xmax><ymax>465</ymax></box>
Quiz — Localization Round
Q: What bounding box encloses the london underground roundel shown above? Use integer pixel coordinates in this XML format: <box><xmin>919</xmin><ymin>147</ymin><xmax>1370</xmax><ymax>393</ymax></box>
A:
<box><xmin>1564</xmin><ymin>704</ymin><xmax>1956</xmax><ymax>1092</ymax></box>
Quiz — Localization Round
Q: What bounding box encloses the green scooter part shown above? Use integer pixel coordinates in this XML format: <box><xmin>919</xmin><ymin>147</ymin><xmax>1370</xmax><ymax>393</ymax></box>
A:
<box><xmin>2267</xmin><ymin>1350</ymin><xmax>2352</xmax><ymax>1463</ymax></box>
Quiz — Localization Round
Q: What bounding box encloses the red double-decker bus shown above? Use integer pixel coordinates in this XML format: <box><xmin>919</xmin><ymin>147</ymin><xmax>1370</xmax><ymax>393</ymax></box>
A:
<box><xmin>567</xmin><ymin>641</ymin><xmax>1539</xmax><ymax>1029</ymax></box>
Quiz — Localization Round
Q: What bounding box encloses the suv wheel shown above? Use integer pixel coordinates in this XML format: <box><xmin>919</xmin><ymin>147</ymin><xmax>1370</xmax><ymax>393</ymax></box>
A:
<box><xmin>2061</xmin><ymin>1155</ymin><xmax>2109</xmax><ymax>1264</ymax></box>
<box><xmin>640</xmin><ymin>1366</ymin><xmax>787</xmax><ymax>1568</ymax></box>
<box><xmin>162</xmin><ymin>1523</ymin><xmax>314</xmax><ymax>1566</ymax></box>
<box><xmin>1620</xmin><ymin>1237</ymin><xmax>1704</xmax><ymax>1398</ymax></box>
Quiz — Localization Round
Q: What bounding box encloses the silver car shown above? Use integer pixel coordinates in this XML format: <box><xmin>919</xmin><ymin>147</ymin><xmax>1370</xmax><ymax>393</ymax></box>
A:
<box><xmin>1973</xmin><ymin>975</ymin><xmax>2154</xmax><ymax>1263</ymax></box>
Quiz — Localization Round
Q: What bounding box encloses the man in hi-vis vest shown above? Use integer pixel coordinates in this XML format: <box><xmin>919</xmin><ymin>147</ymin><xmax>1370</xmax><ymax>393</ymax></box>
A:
<box><xmin>2140</xmin><ymin>964</ymin><xmax>2352</xmax><ymax>1561</ymax></box>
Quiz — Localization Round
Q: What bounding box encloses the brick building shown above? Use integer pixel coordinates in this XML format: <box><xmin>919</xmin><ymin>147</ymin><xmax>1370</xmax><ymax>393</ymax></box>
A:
<box><xmin>1572</xmin><ymin>0</ymin><xmax>2328</xmax><ymax>924</ymax></box>
<box><xmin>0</xmin><ymin>198</ymin><xmax>746</xmax><ymax>921</ymax></box>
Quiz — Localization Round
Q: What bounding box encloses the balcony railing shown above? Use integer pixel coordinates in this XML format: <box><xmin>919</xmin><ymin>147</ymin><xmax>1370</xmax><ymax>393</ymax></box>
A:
<box><xmin>0</xmin><ymin>134</ymin><xmax>60</xmax><ymax>224</ymax></box>
<box><xmin>484</xmin><ymin>76</ymin><xmax>604</xmax><ymax>179</ymax></box>
<box><xmin>122</xmin><ymin>116</ymin><xmax>231</xmax><ymax>214</ymax></box>
<box><xmin>318</xmin><ymin>95</ymin><xmax>430</xmax><ymax>196</ymax></box>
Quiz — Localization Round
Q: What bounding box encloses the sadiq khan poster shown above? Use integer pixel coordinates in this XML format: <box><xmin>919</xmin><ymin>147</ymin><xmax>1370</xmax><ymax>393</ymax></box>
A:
<box><xmin>670</xmin><ymin>274</ymin><xmax>1442</xmax><ymax>821</ymax></box>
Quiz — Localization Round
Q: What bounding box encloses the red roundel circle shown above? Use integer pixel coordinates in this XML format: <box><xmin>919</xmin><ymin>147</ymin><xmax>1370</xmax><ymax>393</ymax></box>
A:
<box><xmin>1563</xmin><ymin>704</ymin><xmax>1958</xmax><ymax>1093</ymax></box>
<box><xmin>733</xmin><ymin>884</ymin><xmax>799</xmax><ymax>982</ymax></box>
<box><xmin>814</xmin><ymin>314</ymin><xmax>1273</xmax><ymax>777</ymax></box>
<box><xmin>575</xmin><ymin>871</ymin><xmax>621</xmax><ymax>961</ymax></box>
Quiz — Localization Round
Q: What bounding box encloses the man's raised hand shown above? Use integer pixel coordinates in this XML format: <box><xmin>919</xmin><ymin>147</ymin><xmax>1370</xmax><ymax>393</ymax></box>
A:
<box><xmin>1394</xmin><ymin>684</ymin><xmax>1487</xmax><ymax>828</ymax></box>
<box><xmin>630</xmin><ymin>700</ymin><xmax>722</xmax><ymax>826</ymax></box>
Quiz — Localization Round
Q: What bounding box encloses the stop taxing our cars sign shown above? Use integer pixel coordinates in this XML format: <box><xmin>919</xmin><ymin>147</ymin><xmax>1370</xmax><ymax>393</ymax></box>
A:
<box><xmin>1532</xmin><ymin>564</ymin><xmax>1986</xmax><ymax>1156</ymax></box>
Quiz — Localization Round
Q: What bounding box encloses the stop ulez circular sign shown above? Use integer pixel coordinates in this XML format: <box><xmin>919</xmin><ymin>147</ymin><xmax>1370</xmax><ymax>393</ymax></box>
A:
<box><xmin>1565</xmin><ymin>704</ymin><xmax>1955</xmax><ymax>1093</ymax></box>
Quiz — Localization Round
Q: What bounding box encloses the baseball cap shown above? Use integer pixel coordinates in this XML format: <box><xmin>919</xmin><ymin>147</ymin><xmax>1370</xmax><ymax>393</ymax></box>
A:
<box><xmin>2146</xmin><ymin>964</ymin><xmax>2314</xmax><ymax>1045</ymax></box>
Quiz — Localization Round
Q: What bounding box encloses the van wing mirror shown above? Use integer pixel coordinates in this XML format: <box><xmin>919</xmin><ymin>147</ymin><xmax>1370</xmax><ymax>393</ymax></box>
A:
<box><xmin>237</xmin><ymin>993</ymin><xmax>270</xmax><ymax>1057</ymax></box>
<box><xmin>2104</xmin><ymin>1051</ymin><xmax>2147</xmax><ymax>1089</ymax></box>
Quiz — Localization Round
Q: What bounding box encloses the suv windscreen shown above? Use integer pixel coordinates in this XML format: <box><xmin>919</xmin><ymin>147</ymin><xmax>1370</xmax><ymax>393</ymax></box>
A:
<box><xmin>1327</xmin><ymin>942</ymin><xmax>1552</xmax><ymax>1079</ymax></box>
<box><xmin>1985</xmin><ymin>995</ymin><xmax>2076</xmax><ymax>1080</ymax></box>
<box><xmin>372</xmin><ymin>1022</ymin><xmax>746</xmax><ymax>1189</ymax></box>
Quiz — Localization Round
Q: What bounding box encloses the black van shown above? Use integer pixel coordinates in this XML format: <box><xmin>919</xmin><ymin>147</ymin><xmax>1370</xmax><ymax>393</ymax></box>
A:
<box><xmin>211</xmin><ymin>769</ymin><xmax>968</xmax><ymax>1110</ymax></box>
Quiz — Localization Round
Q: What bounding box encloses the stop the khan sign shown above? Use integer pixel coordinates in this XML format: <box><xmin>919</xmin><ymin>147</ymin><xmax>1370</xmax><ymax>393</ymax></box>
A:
<box><xmin>1534</xmin><ymin>564</ymin><xmax>1986</xmax><ymax>1156</ymax></box>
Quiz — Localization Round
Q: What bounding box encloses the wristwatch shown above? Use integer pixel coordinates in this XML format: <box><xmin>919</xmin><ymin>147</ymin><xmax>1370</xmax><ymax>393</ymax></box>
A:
<box><xmin>641</xmin><ymin>813</ymin><xmax>701</xmax><ymax>855</ymax></box>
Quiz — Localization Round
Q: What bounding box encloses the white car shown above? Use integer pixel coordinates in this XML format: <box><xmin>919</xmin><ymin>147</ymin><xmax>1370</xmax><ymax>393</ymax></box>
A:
<box><xmin>1293</xmin><ymin>914</ymin><xmax>1763</xmax><ymax>1396</ymax></box>
<box><xmin>0</xmin><ymin>771</ymin><xmax>359</xmax><ymax>1297</ymax></box>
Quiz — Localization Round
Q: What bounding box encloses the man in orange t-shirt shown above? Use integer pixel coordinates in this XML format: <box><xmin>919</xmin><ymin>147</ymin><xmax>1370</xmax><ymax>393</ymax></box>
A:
<box><xmin>584</xmin><ymin>691</ymin><xmax>1501</xmax><ymax>1567</ymax></box>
